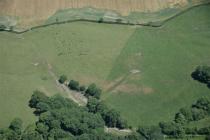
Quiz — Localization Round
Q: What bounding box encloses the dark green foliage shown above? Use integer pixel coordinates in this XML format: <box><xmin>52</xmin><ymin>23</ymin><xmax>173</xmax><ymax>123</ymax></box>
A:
<box><xmin>87</xmin><ymin>97</ymin><xmax>100</xmax><ymax>113</ymax></box>
<box><xmin>48</xmin><ymin>128</ymin><xmax>75</xmax><ymax>140</ymax></box>
<box><xmin>116</xmin><ymin>117</ymin><xmax>128</xmax><ymax>129</ymax></box>
<box><xmin>85</xmin><ymin>83</ymin><xmax>101</xmax><ymax>99</ymax></box>
<box><xmin>21</xmin><ymin>125</ymin><xmax>42</xmax><ymax>140</ymax></box>
<box><xmin>137</xmin><ymin>126</ymin><xmax>164</xmax><ymax>140</ymax></box>
<box><xmin>35</xmin><ymin>102</ymin><xmax>50</xmax><ymax>114</ymax></box>
<box><xmin>159</xmin><ymin>97</ymin><xmax>210</xmax><ymax>138</ymax></box>
<box><xmin>179</xmin><ymin>107</ymin><xmax>193</xmax><ymax>121</ymax></box>
<box><xmin>125</xmin><ymin>133</ymin><xmax>144</xmax><ymax>140</ymax></box>
<box><xmin>104</xmin><ymin>109</ymin><xmax>120</xmax><ymax>128</ymax></box>
<box><xmin>87</xmin><ymin>97</ymin><xmax>128</xmax><ymax>129</ymax></box>
<box><xmin>9</xmin><ymin>118</ymin><xmax>23</xmax><ymax>135</ymax></box>
<box><xmin>206</xmin><ymin>135</ymin><xmax>210</xmax><ymax>140</ymax></box>
<box><xmin>185</xmin><ymin>127</ymin><xmax>198</xmax><ymax>135</ymax></box>
<box><xmin>159</xmin><ymin>122</ymin><xmax>185</xmax><ymax>138</ymax></box>
<box><xmin>174</xmin><ymin>113</ymin><xmax>186</xmax><ymax>125</ymax></box>
<box><xmin>0</xmin><ymin>118</ymin><xmax>23</xmax><ymax>140</ymax></box>
<box><xmin>29</xmin><ymin>90</ymin><xmax>48</xmax><ymax>108</ymax></box>
<box><xmin>191</xmin><ymin>108</ymin><xmax>206</xmax><ymax>121</ymax></box>
<box><xmin>192</xmin><ymin>97</ymin><xmax>210</xmax><ymax>111</ymax></box>
<box><xmin>79</xmin><ymin>85</ymin><xmax>86</xmax><ymax>92</ymax></box>
<box><xmin>29</xmin><ymin>92</ymin><xmax>107</xmax><ymax>139</ymax></box>
<box><xmin>68</xmin><ymin>80</ymin><xmax>80</xmax><ymax>91</ymax></box>
<box><xmin>58</xmin><ymin>75</ymin><xmax>67</xmax><ymax>84</ymax></box>
<box><xmin>197</xmin><ymin>127</ymin><xmax>210</xmax><ymax>135</ymax></box>
<box><xmin>192</xmin><ymin>66</ymin><xmax>210</xmax><ymax>85</ymax></box>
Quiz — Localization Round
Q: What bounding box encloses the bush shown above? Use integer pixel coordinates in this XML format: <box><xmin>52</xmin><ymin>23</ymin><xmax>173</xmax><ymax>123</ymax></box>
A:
<box><xmin>68</xmin><ymin>80</ymin><xmax>80</xmax><ymax>91</ymax></box>
<box><xmin>29</xmin><ymin>90</ymin><xmax>48</xmax><ymax>108</ymax></box>
<box><xmin>197</xmin><ymin>127</ymin><xmax>210</xmax><ymax>135</ymax></box>
<box><xmin>191</xmin><ymin>108</ymin><xmax>206</xmax><ymax>121</ymax></box>
<box><xmin>174</xmin><ymin>113</ymin><xmax>186</xmax><ymax>125</ymax></box>
<box><xmin>179</xmin><ymin>107</ymin><xmax>193</xmax><ymax>121</ymax></box>
<box><xmin>85</xmin><ymin>83</ymin><xmax>101</xmax><ymax>99</ymax></box>
<box><xmin>206</xmin><ymin>135</ymin><xmax>210</xmax><ymax>140</ymax></box>
<box><xmin>137</xmin><ymin>126</ymin><xmax>164</xmax><ymax>140</ymax></box>
<box><xmin>192</xmin><ymin>97</ymin><xmax>210</xmax><ymax>111</ymax></box>
<box><xmin>192</xmin><ymin>66</ymin><xmax>210</xmax><ymax>84</ymax></box>
<box><xmin>58</xmin><ymin>75</ymin><xmax>67</xmax><ymax>84</ymax></box>
<box><xmin>159</xmin><ymin>122</ymin><xmax>185</xmax><ymax>138</ymax></box>
<box><xmin>185</xmin><ymin>127</ymin><xmax>198</xmax><ymax>135</ymax></box>
<box><xmin>79</xmin><ymin>85</ymin><xmax>86</xmax><ymax>91</ymax></box>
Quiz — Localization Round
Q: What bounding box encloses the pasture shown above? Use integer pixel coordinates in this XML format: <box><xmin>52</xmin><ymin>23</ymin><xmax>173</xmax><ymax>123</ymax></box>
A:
<box><xmin>0</xmin><ymin>4</ymin><xmax>210</xmax><ymax>131</ymax></box>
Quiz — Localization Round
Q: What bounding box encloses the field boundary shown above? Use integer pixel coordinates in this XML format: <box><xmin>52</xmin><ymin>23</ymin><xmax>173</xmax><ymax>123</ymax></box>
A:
<box><xmin>0</xmin><ymin>1</ymin><xmax>209</xmax><ymax>34</ymax></box>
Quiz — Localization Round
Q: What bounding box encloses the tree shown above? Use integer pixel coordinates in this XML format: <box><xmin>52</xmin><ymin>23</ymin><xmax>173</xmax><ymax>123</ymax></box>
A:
<box><xmin>68</xmin><ymin>80</ymin><xmax>80</xmax><ymax>91</ymax></box>
<box><xmin>87</xmin><ymin>97</ymin><xmax>100</xmax><ymax>113</ymax></box>
<box><xmin>35</xmin><ymin>123</ymin><xmax>49</xmax><ymax>139</ymax></box>
<box><xmin>35</xmin><ymin>102</ymin><xmax>50</xmax><ymax>114</ymax></box>
<box><xmin>159</xmin><ymin>122</ymin><xmax>185</xmax><ymax>138</ymax></box>
<box><xmin>137</xmin><ymin>126</ymin><xmax>164</xmax><ymax>140</ymax></box>
<box><xmin>22</xmin><ymin>125</ymin><xmax>42</xmax><ymax>140</ymax></box>
<box><xmin>191</xmin><ymin>108</ymin><xmax>206</xmax><ymax>121</ymax></box>
<box><xmin>79</xmin><ymin>85</ymin><xmax>86</xmax><ymax>92</ymax></box>
<box><xmin>179</xmin><ymin>107</ymin><xmax>193</xmax><ymax>121</ymax></box>
<box><xmin>85</xmin><ymin>83</ymin><xmax>101</xmax><ymax>99</ymax></box>
<box><xmin>192</xmin><ymin>66</ymin><xmax>210</xmax><ymax>84</ymax></box>
<box><xmin>174</xmin><ymin>113</ymin><xmax>186</xmax><ymax>125</ymax></box>
<box><xmin>197</xmin><ymin>127</ymin><xmax>210</xmax><ymax>135</ymax></box>
<box><xmin>116</xmin><ymin>117</ymin><xmax>128</xmax><ymax>129</ymax></box>
<box><xmin>206</xmin><ymin>135</ymin><xmax>210</xmax><ymax>140</ymax></box>
<box><xmin>29</xmin><ymin>90</ymin><xmax>48</xmax><ymax>108</ymax></box>
<box><xmin>193</xmin><ymin>97</ymin><xmax>210</xmax><ymax>111</ymax></box>
<box><xmin>104</xmin><ymin>109</ymin><xmax>120</xmax><ymax>127</ymax></box>
<box><xmin>58</xmin><ymin>75</ymin><xmax>67</xmax><ymax>84</ymax></box>
<box><xmin>9</xmin><ymin>118</ymin><xmax>23</xmax><ymax>135</ymax></box>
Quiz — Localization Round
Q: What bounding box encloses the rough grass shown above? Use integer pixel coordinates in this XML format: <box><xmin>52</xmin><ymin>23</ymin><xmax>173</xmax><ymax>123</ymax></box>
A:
<box><xmin>0</xmin><ymin>22</ymin><xmax>134</xmax><ymax>128</ymax></box>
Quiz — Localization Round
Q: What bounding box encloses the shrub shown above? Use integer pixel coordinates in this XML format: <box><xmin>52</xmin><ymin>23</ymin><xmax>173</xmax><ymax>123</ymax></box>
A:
<box><xmin>68</xmin><ymin>80</ymin><xmax>80</xmax><ymax>91</ymax></box>
<box><xmin>79</xmin><ymin>85</ymin><xmax>86</xmax><ymax>91</ymax></box>
<box><xmin>159</xmin><ymin>122</ymin><xmax>185</xmax><ymax>138</ymax></box>
<box><xmin>85</xmin><ymin>83</ymin><xmax>101</xmax><ymax>99</ymax></box>
<box><xmin>58</xmin><ymin>75</ymin><xmax>67</xmax><ymax>84</ymax></box>
<box><xmin>137</xmin><ymin>126</ymin><xmax>164</xmax><ymax>140</ymax></box>
<box><xmin>192</xmin><ymin>66</ymin><xmax>210</xmax><ymax>84</ymax></box>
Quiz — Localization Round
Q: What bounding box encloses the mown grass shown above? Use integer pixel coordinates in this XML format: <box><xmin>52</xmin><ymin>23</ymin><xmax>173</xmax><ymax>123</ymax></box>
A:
<box><xmin>103</xmin><ymin>4</ymin><xmax>210</xmax><ymax>127</ymax></box>
<box><xmin>0</xmin><ymin>22</ymin><xmax>134</xmax><ymax>128</ymax></box>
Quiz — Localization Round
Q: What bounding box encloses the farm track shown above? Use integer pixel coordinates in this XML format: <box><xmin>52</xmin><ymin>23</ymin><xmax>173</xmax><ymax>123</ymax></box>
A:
<box><xmin>47</xmin><ymin>62</ymin><xmax>87</xmax><ymax>106</ymax></box>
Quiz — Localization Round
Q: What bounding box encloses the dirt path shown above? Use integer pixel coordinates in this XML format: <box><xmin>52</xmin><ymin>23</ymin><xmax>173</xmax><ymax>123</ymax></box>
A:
<box><xmin>104</xmin><ymin>126</ymin><xmax>132</xmax><ymax>135</ymax></box>
<box><xmin>47</xmin><ymin>62</ymin><xmax>87</xmax><ymax>106</ymax></box>
<box><xmin>106</xmin><ymin>73</ymin><xmax>131</xmax><ymax>93</ymax></box>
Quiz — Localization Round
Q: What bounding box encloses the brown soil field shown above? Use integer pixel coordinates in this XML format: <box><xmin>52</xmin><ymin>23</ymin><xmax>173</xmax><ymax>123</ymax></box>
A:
<box><xmin>0</xmin><ymin>0</ymin><xmax>189</xmax><ymax>26</ymax></box>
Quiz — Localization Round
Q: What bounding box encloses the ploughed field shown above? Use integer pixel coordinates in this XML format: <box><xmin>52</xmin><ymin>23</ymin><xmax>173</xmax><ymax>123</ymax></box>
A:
<box><xmin>0</xmin><ymin>4</ymin><xmax>210</xmax><ymax>129</ymax></box>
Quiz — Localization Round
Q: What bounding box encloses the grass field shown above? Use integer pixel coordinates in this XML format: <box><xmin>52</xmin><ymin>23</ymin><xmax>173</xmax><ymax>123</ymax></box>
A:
<box><xmin>0</xmin><ymin>4</ymin><xmax>210</xmax><ymax>130</ymax></box>
<box><xmin>103</xmin><ymin>4</ymin><xmax>210</xmax><ymax>126</ymax></box>
<box><xmin>0</xmin><ymin>22</ymin><xmax>134</xmax><ymax>127</ymax></box>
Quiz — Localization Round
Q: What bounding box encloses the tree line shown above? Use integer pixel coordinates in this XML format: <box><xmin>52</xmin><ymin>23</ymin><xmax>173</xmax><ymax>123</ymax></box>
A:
<box><xmin>0</xmin><ymin>91</ymin><xmax>144</xmax><ymax>140</ymax></box>
<box><xmin>192</xmin><ymin>65</ymin><xmax>210</xmax><ymax>88</ymax></box>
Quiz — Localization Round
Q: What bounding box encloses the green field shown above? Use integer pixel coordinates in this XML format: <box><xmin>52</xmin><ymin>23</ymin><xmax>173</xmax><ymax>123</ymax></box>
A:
<box><xmin>0</xmin><ymin>4</ymin><xmax>210</xmax><ymax>130</ymax></box>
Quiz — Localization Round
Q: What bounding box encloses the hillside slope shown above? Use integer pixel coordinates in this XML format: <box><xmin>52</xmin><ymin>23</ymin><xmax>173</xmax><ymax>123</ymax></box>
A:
<box><xmin>0</xmin><ymin>0</ymin><xmax>189</xmax><ymax>26</ymax></box>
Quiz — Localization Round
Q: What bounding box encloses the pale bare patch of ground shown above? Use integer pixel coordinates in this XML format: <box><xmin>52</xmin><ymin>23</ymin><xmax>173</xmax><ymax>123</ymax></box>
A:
<box><xmin>0</xmin><ymin>0</ymin><xmax>188</xmax><ymax>26</ymax></box>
